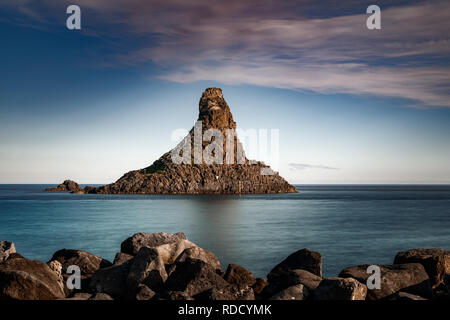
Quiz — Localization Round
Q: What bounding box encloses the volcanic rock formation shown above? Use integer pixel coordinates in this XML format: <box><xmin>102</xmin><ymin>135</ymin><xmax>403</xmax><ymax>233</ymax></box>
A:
<box><xmin>89</xmin><ymin>88</ymin><xmax>296</xmax><ymax>194</ymax></box>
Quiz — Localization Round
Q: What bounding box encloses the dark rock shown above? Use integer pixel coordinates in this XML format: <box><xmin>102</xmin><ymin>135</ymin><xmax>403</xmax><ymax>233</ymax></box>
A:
<box><xmin>224</xmin><ymin>264</ymin><xmax>256</xmax><ymax>287</ymax></box>
<box><xmin>264</xmin><ymin>268</ymin><xmax>322</xmax><ymax>298</ymax></box>
<box><xmin>89</xmin><ymin>293</ymin><xmax>113</xmax><ymax>300</ymax></box>
<box><xmin>49</xmin><ymin>248</ymin><xmax>112</xmax><ymax>277</ymax></box>
<box><xmin>389</xmin><ymin>291</ymin><xmax>427</xmax><ymax>300</ymax></box>
<box><xmin>120</xmin><ymin>232</ymin><xmax>187</xmax><ymax>255</ymax></box>
<box><xmin>89</xmin><ymin>260</ymin><xmax>131</xmax><ymax>299</ymax></box>
<box><xmin>135</xmin><ymin>284</ymin><xmax>156</xmax><ymax>300</ymax></box>
<box><xmin>0</xmin><ymin>253</ymin><xmax>65</xmax><ymax>300</ymax></box>
<box><xmin>269</xmin><ymin>284</ymin><xmax>307</xmax><ymax>300</ymax></box>
<box><xmin>0</xmin><ymin>241</ymin><xmax>16</xmax><ymax>263</ymax></box>
<box><xmin>269</xmin><ymin>248</ymin><xmax>322</xmax><ymax>277</ymax></box>
<box><xmin>90</xmin><ymin>88</ymin><xmax>297</xmax><ymax>195</ymax></box>
<box><xmin>168</xmin><ymin>246</ymin><xmax>222</xmax><ymax>274</ymax></box>
<box><xmin>165</xmin><ymin>258</ymin><xmax>229</xmax><ymax>297</ymax></box>
<box><xmin>45</xmin><ymin>180</ymin><xmax>81</xmax><ymax>192</ymax></box>
<box><xmin>313</xmin><ymin>277</ymin><xmax>367</xmax><ymax>300</ymax></box>
<box><xmin>339</xmin><ymin>263</ymin><xmax>432</xmax><ymax>300</ymax></box>
<box><xmin>252</xmin><ymin>278</ymin><xmax>268</xmax><ymax>297</ymax></box>
<box><xmin>126</xmin><ymin>247</ymin><xmax>168</xmax><ymax>294</ymax></box>
<box><xmin>113</xmin><ymin>252</ymin><xmax>133</xmax><ymax>265</ymax></box>
<box><xmin>394</xmin><ymin>248</ymin><xmax>450</xmax><ymax>288</ymax></box>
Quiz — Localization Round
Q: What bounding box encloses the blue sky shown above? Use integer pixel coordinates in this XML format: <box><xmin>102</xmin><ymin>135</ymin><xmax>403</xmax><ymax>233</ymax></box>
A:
<box><xmin>0</xmin><ymin>0</ymin><xmax>449</xmax><ymax>184</ymax></box>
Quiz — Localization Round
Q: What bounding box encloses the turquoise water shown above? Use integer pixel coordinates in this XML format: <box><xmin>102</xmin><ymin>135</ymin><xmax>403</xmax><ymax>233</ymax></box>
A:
<box><xmin>0</xmin><ymin>184</ymin><xmax>449</xmax><ymax>277</ymax></box>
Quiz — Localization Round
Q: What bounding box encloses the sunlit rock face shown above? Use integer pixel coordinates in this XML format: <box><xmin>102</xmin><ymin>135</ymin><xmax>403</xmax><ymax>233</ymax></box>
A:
<box><xmin>90</xmin><ymin>88</ymin><xmax>297</xmax><ymax>194</ymax></box>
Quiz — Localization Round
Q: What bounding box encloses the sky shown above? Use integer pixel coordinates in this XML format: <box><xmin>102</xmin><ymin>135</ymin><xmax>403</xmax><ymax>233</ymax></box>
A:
<box><xmin>0</xmin><ymin>0</ymin><xmax>449</xmax><ymax>184</ymax></box>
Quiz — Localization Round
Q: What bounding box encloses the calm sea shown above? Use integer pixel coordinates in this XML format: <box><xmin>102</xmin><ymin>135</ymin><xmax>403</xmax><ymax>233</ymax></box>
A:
<box><xmin>0</xmin><ymin>184</ymin><xmax>449</xmax><ymax>277</ymax></box>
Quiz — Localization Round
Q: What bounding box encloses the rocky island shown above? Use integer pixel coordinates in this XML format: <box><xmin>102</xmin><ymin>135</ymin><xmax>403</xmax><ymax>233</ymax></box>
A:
<box><xmin>46</xmin><ymin>88</ymin><xmax>297</xmax><ymax>194</ymax></box>
<box><xmin>0</xmin><ymin>235</ymin><xmax>448</xmax><ymax>300</ymax></box>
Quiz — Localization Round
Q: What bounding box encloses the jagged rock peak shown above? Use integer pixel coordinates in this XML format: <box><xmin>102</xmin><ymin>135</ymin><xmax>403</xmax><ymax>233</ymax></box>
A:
<box><xmin>198</xmin><ymin>88</ymin><xmax>236</xmax><ymax>131</ymax></box>
<box><xmin>46</xmin><ymin>88</ymin><xmax>298</xmax><ymax>194</ymax></box>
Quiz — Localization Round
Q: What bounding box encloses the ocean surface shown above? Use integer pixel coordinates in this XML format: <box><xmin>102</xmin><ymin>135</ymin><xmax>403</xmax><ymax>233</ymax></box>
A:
<box><xmin>0</xmin><ymin>184</ymin><xmax>449</xmax><ymax>277</ymax></box>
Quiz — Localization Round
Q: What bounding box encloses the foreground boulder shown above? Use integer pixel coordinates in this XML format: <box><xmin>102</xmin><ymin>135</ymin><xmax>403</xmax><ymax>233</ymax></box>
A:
<box><xmin>394</xmin><ymin>248</ymin><xmax>450</xmax><ymax>288</ymax></box>
<box><xmin>0</xmin><ymin>253</ymin><xmax>65</xmax><ymax>300</ymax></box>
<box><xmin>45</xmin><ymin>180</ymin><xmax>81</xmax><ymax>192</ymax></box>
<box><xmin>165</xmin><ymin>258</ymin><xmax>229</xmax><ymax>297</ymax></box>
<box><xmin>121</xmin><ymin>232</ymin><xmax>187</xmax><ymax>255</ymax></box>
<box><xmin>264</xmin><ymin>268</ymin><xmax>322</xmax><ymax>298</ymax></box>
<box><xmin>224</xmin><ymin>264</ymin><xmax>256</xmax><ymax>287</ymax></box>
<box><xmin>126</xmin><ymin>247</ymin><xmax>168</xmax><ymax>296</ymax></box>
<box><xmin>49</xmin><ymin>249</ymin><xmax>112</xmax><ymax>277</ymax></box>
<box><xmin>0</xmin><ymin>241</ymin><xmax>16</xmax><ymax>263</ymax></box>
<box><xmin>339</xmin><ymin>263</ymin><xmax>432</xmax><ymax>300</ymax></box>
<box><xmin>3</xmin><ymin>235</ymin><xmax>446</xmax><ymax>301</ymax></box>
<box><xmin>269</xmin><ymin>249</ymin><xmax>322</xmax><ymax>277</ymax></box>
<box><xmin>313</xmin><ymin>277</ymin><xmax>367</xmax><ymax>300</ymax></box>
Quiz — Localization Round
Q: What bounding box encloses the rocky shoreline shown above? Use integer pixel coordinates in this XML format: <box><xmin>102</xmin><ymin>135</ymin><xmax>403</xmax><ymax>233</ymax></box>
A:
<box><xmin>1</xmin><ymin>234</ymin><xmax>448</xmax><ymax>300</ymax></box>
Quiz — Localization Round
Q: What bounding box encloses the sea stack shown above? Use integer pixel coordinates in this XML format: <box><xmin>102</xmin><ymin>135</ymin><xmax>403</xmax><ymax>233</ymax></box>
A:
<box><xmin>92</xmin><ymin>88</ymin><xmax>297</xmax><ymax>194</ymax></box>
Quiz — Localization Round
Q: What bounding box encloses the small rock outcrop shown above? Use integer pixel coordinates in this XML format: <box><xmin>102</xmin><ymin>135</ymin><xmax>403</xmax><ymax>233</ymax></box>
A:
<box><xmin>89</xmin><ymin>260</ymin><xmax>131</xmax><ymax>298</ymax></box>
<box><xmin>165</xmin><ymin>258</ymin><xmax>229</xmax><ymax>297</ymax></box>
<box><xmin>263</xmin><ymin>268</ymin><xmax>322</xmax><ymax>298</ymax></box>
<box><xmin>269</xmin><ymin>248</ymin><xmax>322</xmax><ymax>278</ymax></box>
<box><xmin>169</xmin><ymin>246</ymin><xmax>222</xmax><ymax>273</ymax></box>
<box><xmin>45</xmin><ymin>180</ymin><xmax>82</xmax><ymax>192</ymax></box>
<box><xmin>224</xmin><ymin>264</ymin><xmax>256</xmax><ymax>288</ymax></box>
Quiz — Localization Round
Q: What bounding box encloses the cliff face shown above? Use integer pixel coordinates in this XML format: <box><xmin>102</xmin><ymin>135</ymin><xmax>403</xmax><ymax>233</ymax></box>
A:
<box><xmin>92</xmin><ymin>88</ymin><xmax>297</xmax><ymax>194</ymax></box>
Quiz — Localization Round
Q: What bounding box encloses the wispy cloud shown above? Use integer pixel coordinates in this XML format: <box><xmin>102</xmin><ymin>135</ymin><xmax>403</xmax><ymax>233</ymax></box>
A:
<box><xmin>289</xmin><ymin>163</ymin><xmax>339</xmax><ymax>171</ymax></box>
<box><xmin>3</xmin><ymin>0</ymin><xmax>450</xmax><ymax>107</ymax></box>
